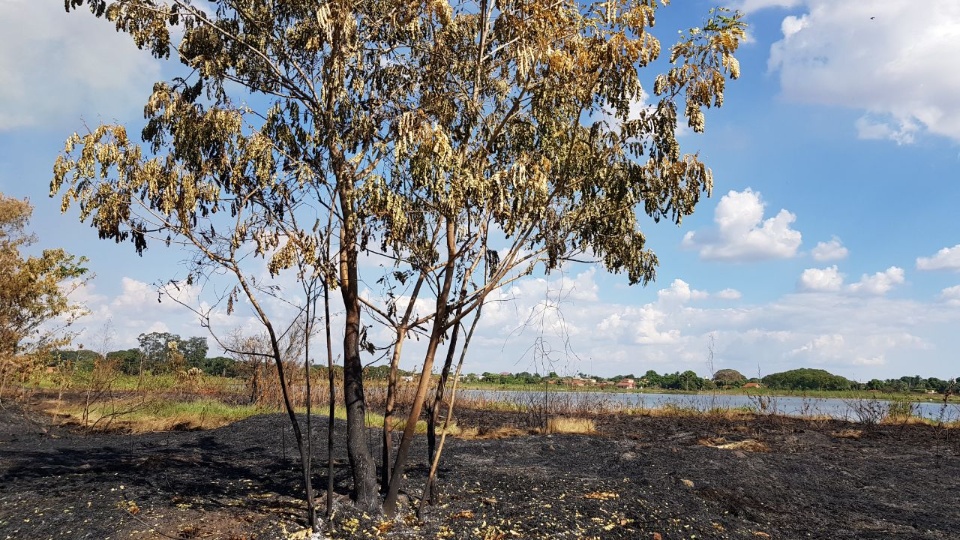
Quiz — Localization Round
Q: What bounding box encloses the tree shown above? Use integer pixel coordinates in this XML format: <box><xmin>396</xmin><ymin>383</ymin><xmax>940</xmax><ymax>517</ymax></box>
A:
<box><xmin>137</xmin><ymin>331</ymin><xmax>180</xmax><ymax>374</ymax></box>
<box><xmin>180</xmin><ymin>336</ymin><xmax>209</xmax><ymax>369</ymax></box>
<box><xmin>761</xmin><ymin>368</ymin><xmax>854</xmax><ymax>391</ymax></box>
<box><xmin>107</xmin><ymin>348</ymin><xmax>141</xmax><ymax>376</ymax></box>
<box><xmin>202</xmin><ymin>355</ymin><xmax>238</xmax><ymax>377</ymax></box>
<box><xmin>0</xmin><ymin>194</ymin><xmax>89</xmax><ymax>397</ymax></box>
<box><xmin>642</xmin><ymin>369</ymin><xmax>663</xmax><ymax>388</ymax></box>
<box><xmin>713</xmin><ymin>368</ymin><xmax>746</xmax><ymax>388</ymax></box>
<box><xmin>54</xmin><ymin>0</ymin><xmax>744</xmax><ymax>518</ymax></box>
<box><xmin>678</xmin><ymin>370</ymin><xmax>703</xmax><ymax>391</ymax></box>
<box><xmin>137</xmin><ymin>333</ymin><xmax>208</xmax><ymax>373</ymax></box>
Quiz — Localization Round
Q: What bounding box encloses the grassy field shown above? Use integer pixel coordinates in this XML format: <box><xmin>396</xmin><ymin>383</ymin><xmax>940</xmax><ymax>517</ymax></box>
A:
<box><xmin>12</xmin><ymin>369</ymin><xmax>959</xmax><ymax>435</ymax></box>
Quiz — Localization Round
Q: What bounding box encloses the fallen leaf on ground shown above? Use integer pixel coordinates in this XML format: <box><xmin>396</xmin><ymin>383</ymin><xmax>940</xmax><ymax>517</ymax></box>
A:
<box><xmin>583</xmin><ymin>491</ymin><xmax>619</xmax><ymax>500</ymax></box>
<box><xmin>450</xmin><ymin>510</ymin><xmax>475</xmax><ymax>519</ymax></box>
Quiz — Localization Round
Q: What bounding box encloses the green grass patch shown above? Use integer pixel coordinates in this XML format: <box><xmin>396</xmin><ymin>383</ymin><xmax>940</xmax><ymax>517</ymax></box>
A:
<box><xmin>49</xmin><ymin>398</ymin><xmax>263</xmax><ymax>433</ymax></box>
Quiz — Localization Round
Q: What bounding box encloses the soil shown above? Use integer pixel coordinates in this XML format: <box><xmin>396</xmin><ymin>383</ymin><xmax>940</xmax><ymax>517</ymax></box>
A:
<box><xmin>2</xmin><ymin>398</ymin><xmax>959</xmax><ymax>540</ymax></box>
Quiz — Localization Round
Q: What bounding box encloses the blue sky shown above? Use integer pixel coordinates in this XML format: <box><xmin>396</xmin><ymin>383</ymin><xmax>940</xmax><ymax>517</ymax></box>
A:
<box><xmin>1</xmin><ymin>0</ymin><xmax>959</xmax><ymax>381</ymax></box>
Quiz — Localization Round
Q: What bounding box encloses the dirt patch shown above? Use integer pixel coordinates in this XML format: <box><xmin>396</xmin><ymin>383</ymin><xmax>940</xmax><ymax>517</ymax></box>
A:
<box><xmin>2</xmin><ymin>400</ymin><xmax>959</xmax><ymax>539</ymax></box>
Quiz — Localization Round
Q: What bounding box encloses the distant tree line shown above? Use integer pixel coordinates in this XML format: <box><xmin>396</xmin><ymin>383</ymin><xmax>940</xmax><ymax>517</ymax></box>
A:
<box><xmin>469</xmin><ymin>369</ymin><xmax>711</xmax><ymax>391</ymax></box>
<box><xmin>49</xmin><ymin>332</ymin><xmax>237</xmax><ymax>377</ymax></box>
<box><xmin>459</xmin><ymin>366</ymin><xmax>957</xmax><ymax>394</ymax></box>
<box><xmin>45</xmin><ymin>338</ymin><xmax>959</xmax><ymax>397</ymax></box>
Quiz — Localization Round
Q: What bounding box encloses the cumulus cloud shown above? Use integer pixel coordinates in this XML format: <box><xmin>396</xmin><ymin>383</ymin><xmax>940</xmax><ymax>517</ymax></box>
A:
<box><xmin>631</xmin><ymin>305</ymin><xmax>681</xmax><ymax>345</ymax></box>
<box><xmin>765</xmin><ymin>0</ymin><xmax>960</xmax><ymax>143</ymax></box>
<box><xmin>59</xmin><ymin>265</ymin><xmax>960</xmax><ymax>381</ymax></box>
<box><xmin>715</xmin><ymin>288</ymin><xmax>743</xmax><ymax>300</ymax></box>
<box><xmin>847</xmin><ymin>266</ymin><xmax>905</xmax><ymax>296</ymax></box>
<box><xmin>855</xmin><ymin>115</ymin><xmax>920</xmax><ymax>146</ymax></box>
<box><xmin>657</xmin><ymin>279</ymin><xmax>708</xmax><ymax>304</ymax></box>
<box><xmin>917</xmin><ymin>244</ymin><xmax>960</xmax><ymax>272</ymax></box>
<box><xmin>789</xmin><ymin>333</ymin><xmax>845</xmax><ymax>359</ymax></box>
<box><xmin>798</xmin><ymin>266</ymin><xmax>844</xmax><ymax>292</ymax></box>
<box><xmin>811</xmin><ymin>237</ymin><xmax>848</xmax><ymax>262</ymax></box>
<box><xmin>0</xmin><ymin>1</ymin><xmax>160</xmax><ymax>131</ymax></box>
<box><xmin>682</xmin><ymin>189</ymin><xmax>802</xmax><ymax>261</ymax></box>
<box><xmin>852</xmin><ymin>355</ymin><xmax>886</xmax><ymax>367</ymax></box>
<box><xmin>939</xmin><ymin>285</ymin><xmax>960</xmax><ymax>306</ymax></box>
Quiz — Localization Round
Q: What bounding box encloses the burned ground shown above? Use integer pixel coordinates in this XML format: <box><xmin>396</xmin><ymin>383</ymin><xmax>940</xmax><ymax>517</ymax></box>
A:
<box><xmin>1</xmin><ymin>399</ymin><xmax>958</xmax><ymax>539</ymax></box>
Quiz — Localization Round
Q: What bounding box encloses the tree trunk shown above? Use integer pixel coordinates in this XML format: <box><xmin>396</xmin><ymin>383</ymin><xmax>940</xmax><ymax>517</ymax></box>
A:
<box><xmin>425</xmin><ymin>317</ymin><xmax>461</xmax><ymax>505</ymax></box>
<box><xmin>323</xmin><ymin>275</ymin><xmax>336</xmax><ymax>517</ymax></box>
<box><xmin>382</xmin><ymin>275</ymin><xmax>423</xmax><ymax>493</ymax></box>
<box><xmin>382</xmin><ymin>323</ymin><xmax>444</xmax><ymax>517</ymax></box>
<box><xmin>381</xmin><ymin>335</ymin><xmax>405</xmax><ymax>493</ymax></box>
<box><xmin>418</xmin><ymin>301</ymin><xmax>485</xmax><ymax>519</ymax></box>
<box><xmin>270</xmin><ymin>338</ymin><xmax>317</xmax><ymax>530</ymax></box>
<box><xmin>383</xmin><ymin>219</ymin><xmax>457</xmax><ymax>516</ymax></box>
<box><xmin>340</xmin><ymin>240</ymin><xmax>378</xmax><ymax>511</ymax></box>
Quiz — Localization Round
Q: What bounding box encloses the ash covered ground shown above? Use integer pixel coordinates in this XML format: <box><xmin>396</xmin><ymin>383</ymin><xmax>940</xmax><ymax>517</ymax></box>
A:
<box><xmin>2</xmin><ymin>400</ymin><xmax>958</xmax><ymax>539</ymax></box>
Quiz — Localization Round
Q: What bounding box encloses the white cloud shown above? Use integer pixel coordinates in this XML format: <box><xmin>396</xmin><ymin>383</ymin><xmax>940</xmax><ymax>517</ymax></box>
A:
<box><xmin>798</xmin><ymin>266</ymin><xmax>844</xmax><ymax>292</ymax></box>
<box><xmin>847</xmin><ymin>266</ymin><xmax>905</xmax><ymax>296</ymax></box>
<box><xmin>917</xmin><ymin>244</ymin><xmax>960</xmax><ymax>272</ymax></box>
<box><xmin>0</xmin><ymin>1</ymin><xmax>161</xmax><ymax>131</ymax></box>
<box><xmin>811</xmin><ymin>237</ymin><xmax>848</xmax><ymax>262</ymax></box>
<box><xmin>852</xmin><ymin>355</ymin><xmax>885</xmax><ymax>367</ymax></box>
<box><xmin>58</xmin><ymin>266</ymin><xmax>960</xmax><ymax>381</ymax></box>
<box><xmin>657</xmin><ymin>279</ymin><xmax>708</xmax><ymax>304</ymax></box>
<box><xmin>58</xmin><ymin>269</ymin><xmax>960</xmax><ymax>380</ymax></box>
<box><xmin>715</xmin><ymin>288</ymin><xmax>743</xmax><ymax>300</ymax></box>
<box><xmin>631</xmin><ymin>305</ymin><xmax>680</xmax><ymax>345</ymax></box>
<box><xmin>789</xmin><ymin>333</ymin><xmax>845</xmax><ymax>359</ymax></box>
<box><xmin>939</xmin><ymin>285</ymin><xmax>960</xmax><ymax>306</ymax></box>
<box><xmin>855</xmin><ymin>115</ymin><xmax>920</xmax><ymax>146</ymax></box>
<box><xmin>682</xmin><ymin>189</ymin><xmax>802</xmax><ymax>261</ymax></box>
<box><xmin>766</xmin><ymin>0</ymin><xmax>960</xmax><ymax>143</ymax></box>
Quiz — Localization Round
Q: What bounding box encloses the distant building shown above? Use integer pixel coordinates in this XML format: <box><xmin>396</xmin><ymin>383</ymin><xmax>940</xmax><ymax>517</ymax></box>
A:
<box><xmin>615</xmin><ymin>378</ymin><xmax>636</xmax><ymax>390</ymax></box>
<box><xmin>742</xmin><ymin>382</ymin><xmax>762</xmax><ymax>389</ymax></box>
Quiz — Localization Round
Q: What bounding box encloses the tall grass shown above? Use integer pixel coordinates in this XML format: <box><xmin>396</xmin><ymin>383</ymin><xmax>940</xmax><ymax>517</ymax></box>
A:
<box><xmin>48</xmin><ymin>398</ymin><xmax>264</xmax><ymax>433</ymax></box>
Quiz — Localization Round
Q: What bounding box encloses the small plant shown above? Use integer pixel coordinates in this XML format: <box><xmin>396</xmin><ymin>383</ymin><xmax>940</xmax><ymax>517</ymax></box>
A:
<box><xmin>746</xmin><ymin>393</ymin><xmax>779</xmax><ymax>416</ymax></box>
<box><xmin>886</xmin><ymin>399</ymin><xmax>916</xmax><ymax>422</ymax></box>
<box><xmin>846</xmin><ymin>397</ymin><xmax>887</xmax><ymax>425</ymax></box>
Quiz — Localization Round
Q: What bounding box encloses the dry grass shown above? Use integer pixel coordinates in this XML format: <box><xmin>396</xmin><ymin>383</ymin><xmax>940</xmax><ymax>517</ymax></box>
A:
<box><xmin>44</xmin><ymin>398</ymin><xmax>263</xmax><ymax>433</ymax></box>
<box><xmin>697</xmin><ymin>437</ymin><xmax>769</xmax><ymax>452</ymax></box>
<box><xmin>454</xmin><ymin>426</ymin><xmax>530</xmax><ymax>440</ymax></box>
<box><xmin>831</xmin><ymin>429</ymin><xmax>863</xmax><ymax>440</ymax></box>
<box><xmin>545</xmin><ymin>416</ymin><xmax>596</xmax><ymax>434</ymax></box>
<box><xmin>880</xmin><ymin>415</ymin><xmax>933</xmax><ymax>426</ymax></box>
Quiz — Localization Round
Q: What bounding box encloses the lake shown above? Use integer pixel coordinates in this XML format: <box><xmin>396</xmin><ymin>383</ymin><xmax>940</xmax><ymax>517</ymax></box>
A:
<box><xmin>456</xmin><ymin>389</ymin><xmax>960</xmax><ymax>423</ymax></box>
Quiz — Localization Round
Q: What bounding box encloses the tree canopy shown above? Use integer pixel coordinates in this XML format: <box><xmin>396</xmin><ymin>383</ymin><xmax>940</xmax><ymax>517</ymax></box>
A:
<box><xmin>713</xmin><ymin>368</ymin><xmax>746</xmax><ymax>387</ymax></box>
<box><xmin>761</xmin><ymin>368</ymin><xmax>856</xmax><ymax>391</ymax></box>
<box><xmin>54</xmin><ymin>0</ymin><xmax>745</xmax><ymax>518</ymax></box>
<box><xmin>0</xmin><ymin>194</ymin><xmax>88</xmax><ymax>392</ymax></box>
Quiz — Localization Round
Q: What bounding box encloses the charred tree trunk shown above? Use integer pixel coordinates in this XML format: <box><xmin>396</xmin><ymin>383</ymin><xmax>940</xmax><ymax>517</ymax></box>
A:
<box><xmin>425</xmin><ymin>309</ymin><xmax>463</xmax><ymax>504</ymax></box>
<box><xmin>381</xmin><ymin>336</ymin><xmax>405</xmax><ymax>493</ymax></box>
<box><xmin>340</xmin><ymin>238</ymin><xmax>378</xmax><ymax>511</ymax></box>
<box><xmin>270</xmin><ymin>334</ymin><xmax>317</xmax><ymax>530</ymax></box>
<box><xmin>323</xmin><ymin>273</ymin><xmax>336</xmax><ymax>517</ymax></box>
<box><xmin>382</xmin><ymin>275</ymin><xmax>424</xmax><ymax>493</ymax></box>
